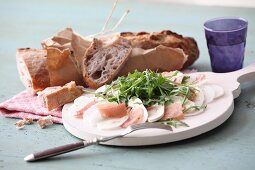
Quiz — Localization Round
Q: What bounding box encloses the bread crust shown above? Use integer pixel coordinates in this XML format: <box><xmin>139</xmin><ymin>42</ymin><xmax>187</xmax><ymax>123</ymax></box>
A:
<box><xmin>118</xmin><ymin>45</ymin><xmax>188</xmax><ymax>76</ymax></box>
<box><xmin>71</xmin><ymin>32</ymin><xmax>91</xmax><ymax>73</ymax></box>
<box><xmin>37</xmin><ymin>81</ymin><xmax>83</xmax><ymax>111</ymax></box>
<box><xmin>16</xmin><ymin>47</ymin><xmax>84</xmax><ymax>94</ymax></box>
<box><xmin>46</xmin><ymin>47</ymin><xmax>84</xmax><ymax>86</ymax></box>
<box><xmin>16</xmin><ymin>48</ymin><xmax>50</xmax><ymax>94</ymax></box>
<box><xmin>120</xmin><ymin>30</ymin><xmax>199</xmax><ymax>68</ymax></box>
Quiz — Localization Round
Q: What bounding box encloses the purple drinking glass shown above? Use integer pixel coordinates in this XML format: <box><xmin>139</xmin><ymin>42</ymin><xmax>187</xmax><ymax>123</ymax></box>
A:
<box><xmin>204</xmin><ymin>17</ymin><xmax>248</xmax><ymax>73</ymax></box>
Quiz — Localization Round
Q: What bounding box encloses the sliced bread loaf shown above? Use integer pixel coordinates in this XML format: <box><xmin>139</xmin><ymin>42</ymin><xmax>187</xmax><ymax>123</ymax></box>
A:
<box><xmin>83</xmin><ymin>36</ymin><xmax>132</xmax><ymax>88</ymax></box>
<box><xmin>120</xmin><ymin>30</ymin><xmax>199</xmax><ymax>68</ymax></box>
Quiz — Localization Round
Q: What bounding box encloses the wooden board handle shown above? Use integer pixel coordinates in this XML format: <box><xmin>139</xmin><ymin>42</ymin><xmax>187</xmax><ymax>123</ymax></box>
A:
<box><xmin>225</xmin><ymin>62</ymin><xmax>255</xmax><ymax>98</ymax></box>
<box><xmin>234</xmin><ymin>63</ymin><xmax>255</xmax><ymax>83</ymax></box>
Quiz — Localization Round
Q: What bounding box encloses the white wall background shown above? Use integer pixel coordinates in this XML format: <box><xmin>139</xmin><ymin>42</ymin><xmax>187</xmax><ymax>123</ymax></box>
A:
<box><xmin>154</xmin><ymin>0</ymin><xmax>255</xmax><ymax>8</ymax></box>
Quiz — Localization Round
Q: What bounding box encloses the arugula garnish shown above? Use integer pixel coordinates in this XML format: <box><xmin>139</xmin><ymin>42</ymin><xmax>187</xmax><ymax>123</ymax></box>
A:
<box><xmin>159</xmin><ymin>119</ymin><xmax>189</xmax><ymax>128</ymax></box>
<box><xmin>96</xmin><ymin>70</ymin><xmax>196</xmax><ymax>107</ymax></box>
<box><xmin>183</xmin><ymin>104</ymin><xmax>207</xmax><ymax>113</ymax></box>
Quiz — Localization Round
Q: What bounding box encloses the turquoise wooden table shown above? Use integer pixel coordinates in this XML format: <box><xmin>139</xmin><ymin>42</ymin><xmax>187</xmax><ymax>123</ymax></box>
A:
<box><xmin>1</xmin><ymin>0</ymin><xmax>255</xmax><ymax>169</ymax></box>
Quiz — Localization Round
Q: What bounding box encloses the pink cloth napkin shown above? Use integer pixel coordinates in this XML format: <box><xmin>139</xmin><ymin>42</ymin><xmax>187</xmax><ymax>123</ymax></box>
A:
<box><xmin>0</xmin><ymin>90</ymin><xmax>62</xmax><ymax>123</ymax></box>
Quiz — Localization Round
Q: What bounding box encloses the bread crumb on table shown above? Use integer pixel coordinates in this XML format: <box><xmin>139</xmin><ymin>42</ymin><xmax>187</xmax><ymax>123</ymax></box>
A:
<box><xmin>23</xmin><ymin>117</ymin><xmax>33</xmax><ymax>124</ymax></box>
<box><xmin>15</xmin><ymin>117</ymin><xmax>34</xmax><ymax>129</ymax></box>
<box><xmin>15</xmin><ymin>120</ymin><xmax>25</xmax><ymax>129</ymax></box>
<box><xmin>15</xmin><ymin>116</ymin><xmax>54</xmax><ymax>129</ymax></box>
<box><xmin>37</xmin><ymin>115</ymin><xmax>54</xmax><ymax>129</ymax></box>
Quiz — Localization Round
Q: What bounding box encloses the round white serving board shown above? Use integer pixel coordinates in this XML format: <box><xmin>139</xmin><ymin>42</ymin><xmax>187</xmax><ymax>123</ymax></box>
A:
<box><xmin>62</xmin><ymin>86</ymin><xmax>234</xmax><ymax>146</ymax></box>
<box><xmin>62</xmin><ymin>63</ymin><xmax>255</xmax><ymax>146</ymax></box>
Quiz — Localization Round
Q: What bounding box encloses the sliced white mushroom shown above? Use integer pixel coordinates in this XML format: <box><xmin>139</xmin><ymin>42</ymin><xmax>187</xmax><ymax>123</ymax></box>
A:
<box><xmin>147</xmin><ymin>104</ymin><xmax>165</xmax><ymax>122</ymax></box>
<box><xmin>210</xmin><ymin>84</ymin><xmax>224</xmax><ymax>99</ymax></box>
<box><xmin>193</xmin><ymin>87</ymin><xmax>205</xmax><ymax>106</ymax></box>
<box><xmin>128</xmin><ymin>97</ymin><xmax>148</xmax><ymax>123</ymax></box>
<box><xmin>202</xmin><ymin>85</ymin><xmax>215</xmax><ymax>104</ymax></box>
<box><xmin>94</xmin><ymin>85</ymin><xmax>111</xmax><ymax>102</ymax></box>
<box><xmin>70</xmin><ymin>95</ymin><xmax>97</xmax><ymax>118</ymax></box>
<box><xmin>83</xmin><ymin>105</ymin><xmax>103</xmax><ymax>127</ymax></box>
<box><xmin>69</xmin><ymin>96</ymin><xmax>93</xmax><ymax>115</ymax></box>
<box><xmin>95</xmin><ymin>85</ymin><xmax>120</xmax><ymax>99</ymax></box>
<box><xmin>95</xmin><ymin>85</ymin><xmax>108</xmax><ymax>93</ymax></box>
<box><xmin>74</xmin><ymin>95</ymin><xmax>93</xmax><ymax>105</ymax></box>
<box><xmin>128</xmin><ymin>97</ymin><xmax>142</xmax><ymax>107</ymax></box>
<box><xmin>97</xmin><ymin>115</ymin><xmax>129</xmax><ymax>130</ymax></box>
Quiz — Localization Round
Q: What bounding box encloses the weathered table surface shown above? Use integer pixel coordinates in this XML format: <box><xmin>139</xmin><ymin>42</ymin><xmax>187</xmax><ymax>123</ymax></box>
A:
<box><xmin>1</xmin><ymin>0</ymin><xmax>255</xmax><ymax>170</ymax></box>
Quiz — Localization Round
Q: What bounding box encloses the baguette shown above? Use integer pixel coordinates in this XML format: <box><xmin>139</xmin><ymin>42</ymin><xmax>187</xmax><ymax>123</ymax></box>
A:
<box><xmin>16</xmin><ymin>47</ymin><xmax>84</xmax><ymax>94</ymax></box>
<box><xmin>16</xmin><ymin>48</ymin><xmax>50</xmax><ymax>94</ymax></box>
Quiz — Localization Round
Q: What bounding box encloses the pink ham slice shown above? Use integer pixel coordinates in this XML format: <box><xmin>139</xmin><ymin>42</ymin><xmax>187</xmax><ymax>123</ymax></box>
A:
<box><xmin>121</xmin><ymin>107</ymin><xmax>144</xmax><ymax>128</ymax></box>
<box><xmin>96</xmin><ymin>102</ymin><xmax>128</xmax><ymax>119</ymax></box>
<box><xmin>74</xmin><ymin>98</ymin><xmax>97</xmax><ymax>119</ymax></box>
<box><xmin>161</xmin><ymin>102</ymin><xmax>184</xmax><ymax>120</ymax></box>
<box><xmin>161</xmin><ymin>71</ymin><xmax>174</xmax><ymax>77</ymax></box>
